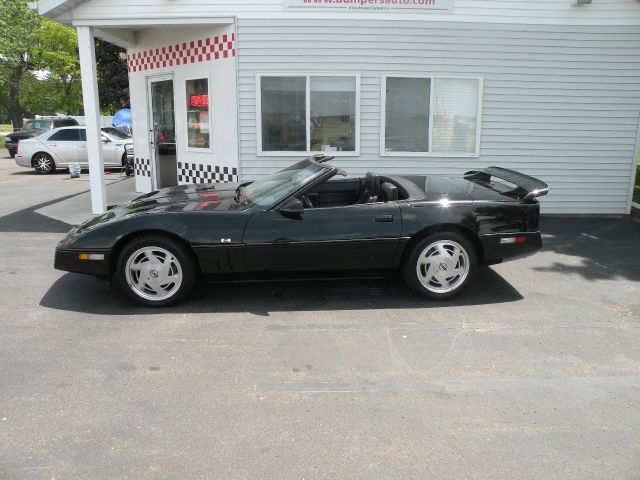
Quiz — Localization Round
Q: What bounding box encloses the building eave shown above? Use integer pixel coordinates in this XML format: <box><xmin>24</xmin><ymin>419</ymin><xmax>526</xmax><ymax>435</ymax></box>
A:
<box><xmin>36</xmin><ymin>0</ymin><xmax>86</xmax><ymax>19</ymax></box>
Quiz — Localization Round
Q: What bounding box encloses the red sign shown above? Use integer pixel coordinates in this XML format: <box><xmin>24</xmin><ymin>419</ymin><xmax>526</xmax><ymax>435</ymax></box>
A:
<box><xmin>190</xmin><ymin>94</ymin><xmax>209</xmax><ymax>108</ymax></box>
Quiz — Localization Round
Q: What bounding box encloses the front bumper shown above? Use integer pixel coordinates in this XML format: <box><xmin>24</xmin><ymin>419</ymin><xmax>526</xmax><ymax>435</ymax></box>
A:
<box><xmin>479</xmin><ymin>231</ymin><xmax>542</xmax><ymax>266</ymax></box>
<box><xmin>54</xmin><ymin>248</ymin><xmax>111</xmax><ymax>277</ymax></box>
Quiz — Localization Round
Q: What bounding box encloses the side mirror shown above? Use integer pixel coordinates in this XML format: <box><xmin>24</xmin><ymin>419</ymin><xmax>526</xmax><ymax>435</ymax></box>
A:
<box><xmin>101</xmin><ymin>137</ymin><xmax>110</xmax><ymax>143</ymax></box>
<box><xmin>278</xmin><ymin>198</ymin><xmax>304</xmax><ymax>219</ymax></box>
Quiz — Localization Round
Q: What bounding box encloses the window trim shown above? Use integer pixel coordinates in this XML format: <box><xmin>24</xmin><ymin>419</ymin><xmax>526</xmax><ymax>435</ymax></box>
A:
<box><xmin>184</xmin><ymin>74</ymin><xmax>213</xmax><ymax>153</ymax></box>
<box><xmin>256</xmin><ymin>72</ymin><xmax>361</xmax><ymax>157</ymax></box>
<box><xmin>380</xmin><ymin>73</ymin><xmax>483</xmax><ymax>158</ymax></box>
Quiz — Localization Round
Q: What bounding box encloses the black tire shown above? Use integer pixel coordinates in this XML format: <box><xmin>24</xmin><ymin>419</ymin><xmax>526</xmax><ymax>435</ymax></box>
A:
<box><xmin>32</xmin><ymin>152</ymin><xmax>56</xmax><ymax>174</ymax></box>
<box><xmin>115</xmin><ymin>234</ymin><xmax>197</xmax><ymax>307</ymax></box>
<box><xmin>403</xmin><ymin>231</ymin><xmax>477</xmax><ymax>300</ymax></box>
<box><xmin>123</xmin><ymin>154</ymin><xmax>133</xmax><ymax>176</ymax></box>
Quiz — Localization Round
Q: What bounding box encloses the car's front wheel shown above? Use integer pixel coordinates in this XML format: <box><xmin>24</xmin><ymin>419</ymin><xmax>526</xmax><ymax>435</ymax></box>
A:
<box><xmin>403</xmin><ymin>231</ymin><xmax>477</xmax><ymax>300</ymax></box>
<box><xmin>116</xmin><ymin>235</ymin><xmax>197</xmax><ymax>307</ymax></box>
<box><xmin>32</xmin><ymin>152</ymin><xmax>56</xmax><ymax>174</ymax></box>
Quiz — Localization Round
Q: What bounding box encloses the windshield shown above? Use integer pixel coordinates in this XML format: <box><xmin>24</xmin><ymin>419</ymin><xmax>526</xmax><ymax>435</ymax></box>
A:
<box><xmin>239</xmin><ymin>159</ymin><xmax>328</xmax><ymax>208</ymax></box>
<box><xmin>102</xmin><ymin>127</ymin><xmax>132</xmax><ymax>140</ymax></box>
<box><xmin>23</xmin><ymin>120</ymin><xmax>52</xmax><ymax>130</ymax></box>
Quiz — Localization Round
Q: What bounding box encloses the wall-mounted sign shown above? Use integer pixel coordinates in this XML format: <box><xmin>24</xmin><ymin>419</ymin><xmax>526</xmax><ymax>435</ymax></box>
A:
<box><xmin>189</xmin><ymin>94</ymin><xmax>209</xmax><ymax>108</ymax></box>
<box><xmin>284</xmin><ymin>0</ymin><xmax>452</xmax><ymax>13</ymax></box>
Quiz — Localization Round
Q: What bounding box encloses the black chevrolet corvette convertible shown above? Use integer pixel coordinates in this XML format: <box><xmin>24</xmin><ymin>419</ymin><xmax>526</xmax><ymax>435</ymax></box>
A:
<box><xmin>55</xmin><ymin>156</ymin><xmax>549</xmax><ymax>306</ymax></box>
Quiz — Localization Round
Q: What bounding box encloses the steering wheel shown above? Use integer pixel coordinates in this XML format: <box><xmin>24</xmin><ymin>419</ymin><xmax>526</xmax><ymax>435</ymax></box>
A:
<box><xmin>300</xmin><ymin>195</ymin><xmax>314</xmax><ymax>209</ymax></box>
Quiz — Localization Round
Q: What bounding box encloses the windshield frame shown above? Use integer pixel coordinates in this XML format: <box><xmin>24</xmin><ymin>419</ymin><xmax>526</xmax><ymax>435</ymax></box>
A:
<box><xmin>239</xmin><ymin>157</ymin><xmax>336</xmax><ymax>211</ymax></box>
<box><xmin>101</xmin><ymin>127</ymin><xmax>132</xmax><ymax>141</ymax></box>
<box><xmin>100</xmin><ymin>127</ymin><xmax>133</xmax><ymax>142</ymax></box>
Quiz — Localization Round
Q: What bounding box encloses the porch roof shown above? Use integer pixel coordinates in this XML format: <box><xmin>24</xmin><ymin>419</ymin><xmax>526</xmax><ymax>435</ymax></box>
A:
<box><xmin>36</xmin><ymin>0</ymin><xmax>85</xmax><ymax>18</ymax></box>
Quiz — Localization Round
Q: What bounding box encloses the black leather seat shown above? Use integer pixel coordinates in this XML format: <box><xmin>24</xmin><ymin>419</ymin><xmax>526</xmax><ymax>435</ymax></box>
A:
<box><xmin>380</xmin><ymin>181</ymin><xmax>399</xmax><ymax>202</ymax></box>
<box><xmin>357</xmin><ymin>172</ymin><xmax>380</xmax><ymax>203</ymax></box>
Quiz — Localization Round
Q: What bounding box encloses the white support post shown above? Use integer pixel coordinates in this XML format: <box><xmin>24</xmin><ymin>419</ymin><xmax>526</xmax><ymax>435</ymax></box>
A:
<box><xmin>77</xmin><ymin>26</ymin><xmax>107</xmax><ymax>215</ymax></box>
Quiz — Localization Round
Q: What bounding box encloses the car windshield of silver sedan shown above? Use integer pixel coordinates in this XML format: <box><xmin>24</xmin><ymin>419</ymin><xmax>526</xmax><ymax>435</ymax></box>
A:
<box><xmin>102</xmin><ymin>128</ymin><xmax>131</xmax><ymax>140</ymax></box>
<box><xmin>237</xmin><ymin>161</ymin><xmax>326</xmax><ymax>208</ymax></box>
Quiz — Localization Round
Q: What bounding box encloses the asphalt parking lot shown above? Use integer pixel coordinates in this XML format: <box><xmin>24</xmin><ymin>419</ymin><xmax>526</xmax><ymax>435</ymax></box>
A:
<box><xmin>0</xmin><ymin>153</ymin><xmax>639</xmax><ymax>479</ymax></box>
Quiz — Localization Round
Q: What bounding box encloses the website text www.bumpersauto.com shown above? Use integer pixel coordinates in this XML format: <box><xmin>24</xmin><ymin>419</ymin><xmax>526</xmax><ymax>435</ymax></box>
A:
<box><xmin>301</xmin><ymin>0</ymin><xmax>439</xmax><ymax>6</ymax></box>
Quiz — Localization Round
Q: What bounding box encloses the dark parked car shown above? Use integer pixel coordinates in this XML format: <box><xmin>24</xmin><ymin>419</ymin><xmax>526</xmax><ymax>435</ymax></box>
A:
<box><xmin>4</xmin><ymin>117</ymin><xmax>79</xmax><ymax>158</ymax></box>
<box><xmin>55</xmin><ymin>156</ymin><xmax>549</xmax><ymax>307</ymax></box>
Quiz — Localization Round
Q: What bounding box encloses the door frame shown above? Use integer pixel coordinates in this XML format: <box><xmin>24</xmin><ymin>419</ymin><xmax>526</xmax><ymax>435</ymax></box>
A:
<box><xmin>243</xmin><ymin>202</ymin><xmax>402</xmax><ymax>272</ymax></box>
<box><xmin>146</xmin><ymin>73</ymin><xmax>176</xmax><ymax>190</ymax></box>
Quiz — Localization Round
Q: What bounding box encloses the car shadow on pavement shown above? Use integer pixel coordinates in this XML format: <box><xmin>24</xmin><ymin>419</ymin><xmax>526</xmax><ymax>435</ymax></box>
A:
<box><xmin>536</xmin><ymin>216</ymin><xmax>640</xmax><ymax>283</ymax></box>
<box><xmin>40</xmin><ymin>267</ymin><xmax>522</xmax><ymax>316</ymax></box>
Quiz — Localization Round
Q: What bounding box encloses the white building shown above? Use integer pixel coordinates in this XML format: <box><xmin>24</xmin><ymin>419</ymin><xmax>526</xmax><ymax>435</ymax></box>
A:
<box><xmin>38</xmin><ymin>0</ymin><xmax>640</xmax><ymax>214</ymax></box>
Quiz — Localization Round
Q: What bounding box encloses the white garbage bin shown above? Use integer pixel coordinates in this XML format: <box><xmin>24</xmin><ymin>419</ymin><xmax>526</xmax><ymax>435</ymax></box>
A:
<box><xmin>69</xmin><ymin>163</ymin><xmax>81</xmax><ymax>178</ymax></box>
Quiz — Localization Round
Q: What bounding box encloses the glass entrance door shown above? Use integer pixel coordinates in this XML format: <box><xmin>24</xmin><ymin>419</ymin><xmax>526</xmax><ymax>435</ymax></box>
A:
<box><xmin>148</xmin><ymin>76</ymin><xmax>177</xmax><ymax>188</ymax></box>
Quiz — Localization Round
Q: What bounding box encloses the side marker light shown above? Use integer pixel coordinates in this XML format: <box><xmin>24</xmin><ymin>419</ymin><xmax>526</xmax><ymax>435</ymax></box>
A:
<box><xmin>78</xmin><ymin>253</ymin><xmax>105</xmax><ymax>261</ymax></box>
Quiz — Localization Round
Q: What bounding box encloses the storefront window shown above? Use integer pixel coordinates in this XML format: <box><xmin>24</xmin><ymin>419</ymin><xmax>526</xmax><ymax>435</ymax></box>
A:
<box><xmin>259</xmin><ymin>75</ymin><xmax>359</xmax><ymax>154</ymax></box>
<box><xmin>310</xmin><ymin>76</ymin><xmax>356</xmax><ymax>153</ymax></box>
<box><xmin>385</xmin><ymin>77</ymin><xmax>430</xmax><ymax>153</ymax></box>
<box><xmin>261</xmin><ymin>76</ymin><xmax>306</xmax><ymax>152</ymax></box>
<box><xmin>186</xmin><ymin>78</ymin><xmax>210</xmax><ymax>149</ymax></box>
<box><xmin>383</xmin><ymin>76</ymin><xmax>481</xmax><ymax>155</ymax></box>
<box><xmin>431</xmin><ymin>78</ymin><xmax>479</xmax><ymax>154</ymax></box>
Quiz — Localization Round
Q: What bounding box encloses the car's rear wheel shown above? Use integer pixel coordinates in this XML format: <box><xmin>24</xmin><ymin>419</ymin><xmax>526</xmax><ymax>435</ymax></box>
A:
<box><xmin>32</xmin><ymin>152</ymin><xmax>56</xmax><ymax>174</ymax></box>
<box><xmin>116</xmin><ymin>235</ymin><xmax>197</xmax><ymax>307</ymax></box>
<box><xmin>403</xmin><ymin>231</ymin><xmax>477</xmax><ymax>300</ymax></box>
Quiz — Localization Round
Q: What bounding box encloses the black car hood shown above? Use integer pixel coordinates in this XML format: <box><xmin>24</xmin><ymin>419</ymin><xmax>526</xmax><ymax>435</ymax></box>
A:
<box><xmin>124</xmin><ymin>182</ymin><xmax>244</xmax><ymax>213</ymax></box>
<box><xmin>6</xmin><ymin>129</ymin><xmax>45</xmax><ymax>140</ymax></box>
<box><xmin>69</xmin><ymin>182</ymin><xmax>244</xmax><ymax>238</ymax></box>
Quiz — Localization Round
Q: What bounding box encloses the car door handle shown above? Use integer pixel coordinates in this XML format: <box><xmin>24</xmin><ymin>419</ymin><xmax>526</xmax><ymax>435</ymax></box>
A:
<box><xmin>48</xmin><ymin>143</ymin><xmax>58</xmax><ymax>147</ymax></box>
<box><xmin>374</xmin><ymin>215</ymin><xmax>394</xmax><ymax>223</ymax></box>
<box><xmin>79</xmin><ymin>144</ymin><xmax>86</xmax><ymax>148</ymax></box>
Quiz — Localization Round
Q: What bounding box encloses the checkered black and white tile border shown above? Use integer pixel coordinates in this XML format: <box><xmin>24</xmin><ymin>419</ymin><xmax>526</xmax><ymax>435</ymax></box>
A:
<box><xmin>128</xmin><ymin>33</ymin><xmax>236</xmax><ymax>73</ymax></box>
<box><xmin>135</xmin><ymin>157</ymin><xmax>151</xmax><ymax>177</ymax></box>
<box><xmin>178</xmin><ymin>162</ymin><xmax>238</xmax><ymax>184</ymax></box>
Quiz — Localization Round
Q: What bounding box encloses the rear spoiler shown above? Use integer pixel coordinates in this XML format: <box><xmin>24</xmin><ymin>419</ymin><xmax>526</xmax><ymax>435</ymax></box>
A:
<box><xmin>464</xmin><ymin>167</ymin><xmax>549</xmax><ymax>203</ymax></box>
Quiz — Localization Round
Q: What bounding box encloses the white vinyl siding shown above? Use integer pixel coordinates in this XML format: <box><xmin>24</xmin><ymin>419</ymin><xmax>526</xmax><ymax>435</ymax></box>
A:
<box><xmin>237</xmin><ymin>19</ymin><xmax>640</xmax><ymax>214</ymax></box>
<box><xmin>66</xmin><ymin>0</ymin><xmax>640</xmax><ymax>26</ymax></box>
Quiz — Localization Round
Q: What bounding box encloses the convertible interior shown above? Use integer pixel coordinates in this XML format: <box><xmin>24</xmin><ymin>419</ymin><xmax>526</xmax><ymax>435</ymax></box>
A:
<box><xmin>300</xmin><ymin>172</ymin><xmax>421</xmax><ymax>208</ymax></box>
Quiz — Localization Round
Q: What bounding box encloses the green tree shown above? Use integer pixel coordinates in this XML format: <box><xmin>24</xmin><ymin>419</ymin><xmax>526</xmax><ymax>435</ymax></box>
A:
<box><xmin>0</xmin><ymin>0</ymin><xmax>81</xmax><ymax>129</ymax></box>
<box><xmin>96</xmin><ymin>39</ymin><xmax>129</xmax><ymax>115</ymax></box>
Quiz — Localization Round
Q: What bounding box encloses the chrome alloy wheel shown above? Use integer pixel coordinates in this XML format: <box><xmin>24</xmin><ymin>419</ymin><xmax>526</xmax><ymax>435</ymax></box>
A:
<box><xmin>416</xmin><ymin>240</ymin><xmax>470</xmax><ymax>294</ymax></box>
<box><xmin>124</xmin><ymin>246</ymin><xmax>183</xmax><ymax>301</ymax></box>
<box><xmin>33</xmin><ymin>153</ymin><xmax>53</xmax><ymax>174</ymax></box>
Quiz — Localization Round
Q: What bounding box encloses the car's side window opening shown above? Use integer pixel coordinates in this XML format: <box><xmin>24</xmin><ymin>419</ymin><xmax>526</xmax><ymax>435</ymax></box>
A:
<box><xmin>49</xmin><ymin>129</ymin><xmax>81</xmax><ymax>142</ymax></box>
<box><xmin>301</xmin><ymin>175</ymin><xmax>408</xmax><ymax>209</ymax></box>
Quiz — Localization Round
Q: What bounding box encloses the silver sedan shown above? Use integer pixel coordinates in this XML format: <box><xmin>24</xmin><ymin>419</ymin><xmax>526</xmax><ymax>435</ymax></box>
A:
<box><xmin>14</xmin><ymin>126</ymin><xmax>134</xmax><ymax>174</ymax></box>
